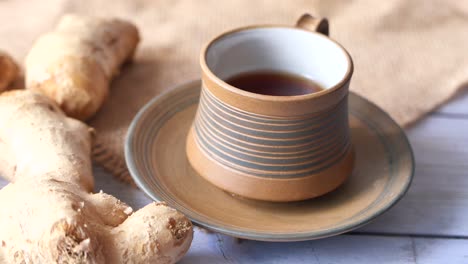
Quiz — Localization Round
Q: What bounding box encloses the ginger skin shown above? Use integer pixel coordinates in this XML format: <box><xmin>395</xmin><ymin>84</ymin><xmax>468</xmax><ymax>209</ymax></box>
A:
<box><xmin>25</xmin><ymin>14</ymin><xmax>140</xmax><ymax>121</ymax></box>
<box><xmin>0</xmin><ymin>14</ymin><xmax>193</xmax><ymax>263</ymax></box>
<box><xmin>0</xmin><ymin>52</ymin><xmax>18</xmax><ymax>92</ymax></box>
<box><xmin>0</xmin><ymin>90</ymin><xmax>193</xmax><ymax>263</ymax></box>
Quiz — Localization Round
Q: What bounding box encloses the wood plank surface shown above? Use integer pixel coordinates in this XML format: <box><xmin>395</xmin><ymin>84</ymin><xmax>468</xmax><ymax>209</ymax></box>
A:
<box><xmin>360</xmin><ymin>115</ymin><xmax>468</xmax><ymax>236</ymax></box>
<box><xmin>179</xmin><ymin>229</ymin><xmax>468</xmax><ymax>264</ymax></box>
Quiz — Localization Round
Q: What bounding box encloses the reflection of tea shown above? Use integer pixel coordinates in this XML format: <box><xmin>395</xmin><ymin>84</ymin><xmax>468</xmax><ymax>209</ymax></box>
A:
<box><xmin>225</xmin><ymin>70</ymin><xmax>324</xmax><ymax>96</ymax></box>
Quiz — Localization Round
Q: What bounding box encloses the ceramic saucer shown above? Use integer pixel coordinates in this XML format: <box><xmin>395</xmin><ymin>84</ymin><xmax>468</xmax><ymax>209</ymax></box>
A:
<box><xmin>125</xmin><ymin>80</ymin><xmax>414</xmax><ymax>241</ymax></box>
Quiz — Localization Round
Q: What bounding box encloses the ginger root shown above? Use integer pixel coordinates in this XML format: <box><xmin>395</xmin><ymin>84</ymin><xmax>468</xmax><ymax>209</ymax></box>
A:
<box><xmin>0</xmin><ymin>52</ymin><xmax>18</xmax><ymax>92</ymax></box>
<box><xmin>25</xmin><ymin>14</ymin><xmax>139</xmax><ymax>120</ymax></box>
<box><xmin>1</xmin><ymin>15</ymin><xmax>193</xmax><ymax>263</ymax></box>
<box><xmin>0</xmin><ymin>90</ymin><xmax>193</xmax><ymax>263</ymax></box>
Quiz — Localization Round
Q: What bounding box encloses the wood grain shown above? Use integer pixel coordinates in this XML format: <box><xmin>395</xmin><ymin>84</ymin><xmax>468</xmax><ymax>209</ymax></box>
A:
<box><xmin>360</xmin><ymin>115</ymin><xmax>468</xmax><ymax>236</ymax></box>
<box><xmin>180</xmin><ymin>229</ymin><xmax>468</xmax><ymax>264</ymax></box>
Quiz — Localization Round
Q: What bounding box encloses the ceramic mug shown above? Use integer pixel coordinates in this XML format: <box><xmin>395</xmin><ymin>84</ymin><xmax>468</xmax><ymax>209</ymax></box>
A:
<box><xmin>186</xmin><ymin>14</ymin><xmax>354</xmax><ymax>202</ymax></box>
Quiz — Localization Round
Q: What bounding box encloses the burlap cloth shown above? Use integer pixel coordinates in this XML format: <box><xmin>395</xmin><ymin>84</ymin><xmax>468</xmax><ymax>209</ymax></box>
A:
<box><xmin>1</xmin><ymin>0</ymin><xmax>467</xmax><ymax>184</ymax></box>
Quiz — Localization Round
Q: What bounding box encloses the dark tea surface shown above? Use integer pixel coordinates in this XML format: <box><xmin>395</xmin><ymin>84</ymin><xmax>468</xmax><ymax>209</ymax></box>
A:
<box><xmin>225</xmin><ymin>70</ymin><xmax>324</xmax><ymax>96</ymax></box>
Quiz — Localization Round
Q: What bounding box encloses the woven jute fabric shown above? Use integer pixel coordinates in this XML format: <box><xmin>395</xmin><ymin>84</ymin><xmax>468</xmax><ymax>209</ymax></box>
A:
<box><xmin>1</xmin><ymin>0</ymin><xmax>467</xmax><ymax>184</ymax></box>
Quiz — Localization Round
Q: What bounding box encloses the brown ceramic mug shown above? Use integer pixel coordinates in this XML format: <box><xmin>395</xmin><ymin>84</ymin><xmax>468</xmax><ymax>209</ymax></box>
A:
<box><xmin>186</xmin><ymin>14</ymin><xmax>354</xmax><ymax>202</ymax></box>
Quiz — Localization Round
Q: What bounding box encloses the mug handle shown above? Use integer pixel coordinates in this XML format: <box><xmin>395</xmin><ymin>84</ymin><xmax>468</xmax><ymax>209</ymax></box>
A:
<box><xmin>296</xmin><ymin>13</ymin><xmax>329</xmax><ymax>36</ymax></box>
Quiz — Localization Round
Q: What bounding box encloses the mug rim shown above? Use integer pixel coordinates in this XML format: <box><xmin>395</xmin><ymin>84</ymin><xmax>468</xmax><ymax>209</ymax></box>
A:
<box><xmin>200</xmin><ymin>25</ymin><xmax>354</xmax><ymax>102</ymax></box>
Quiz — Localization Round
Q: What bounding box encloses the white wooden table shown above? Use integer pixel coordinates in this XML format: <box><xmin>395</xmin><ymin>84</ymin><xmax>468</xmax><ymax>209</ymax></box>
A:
<box><xmin>3</xmin><ymin>91</ymin><xmax>468</xmax><ymax>263</ymax></box>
